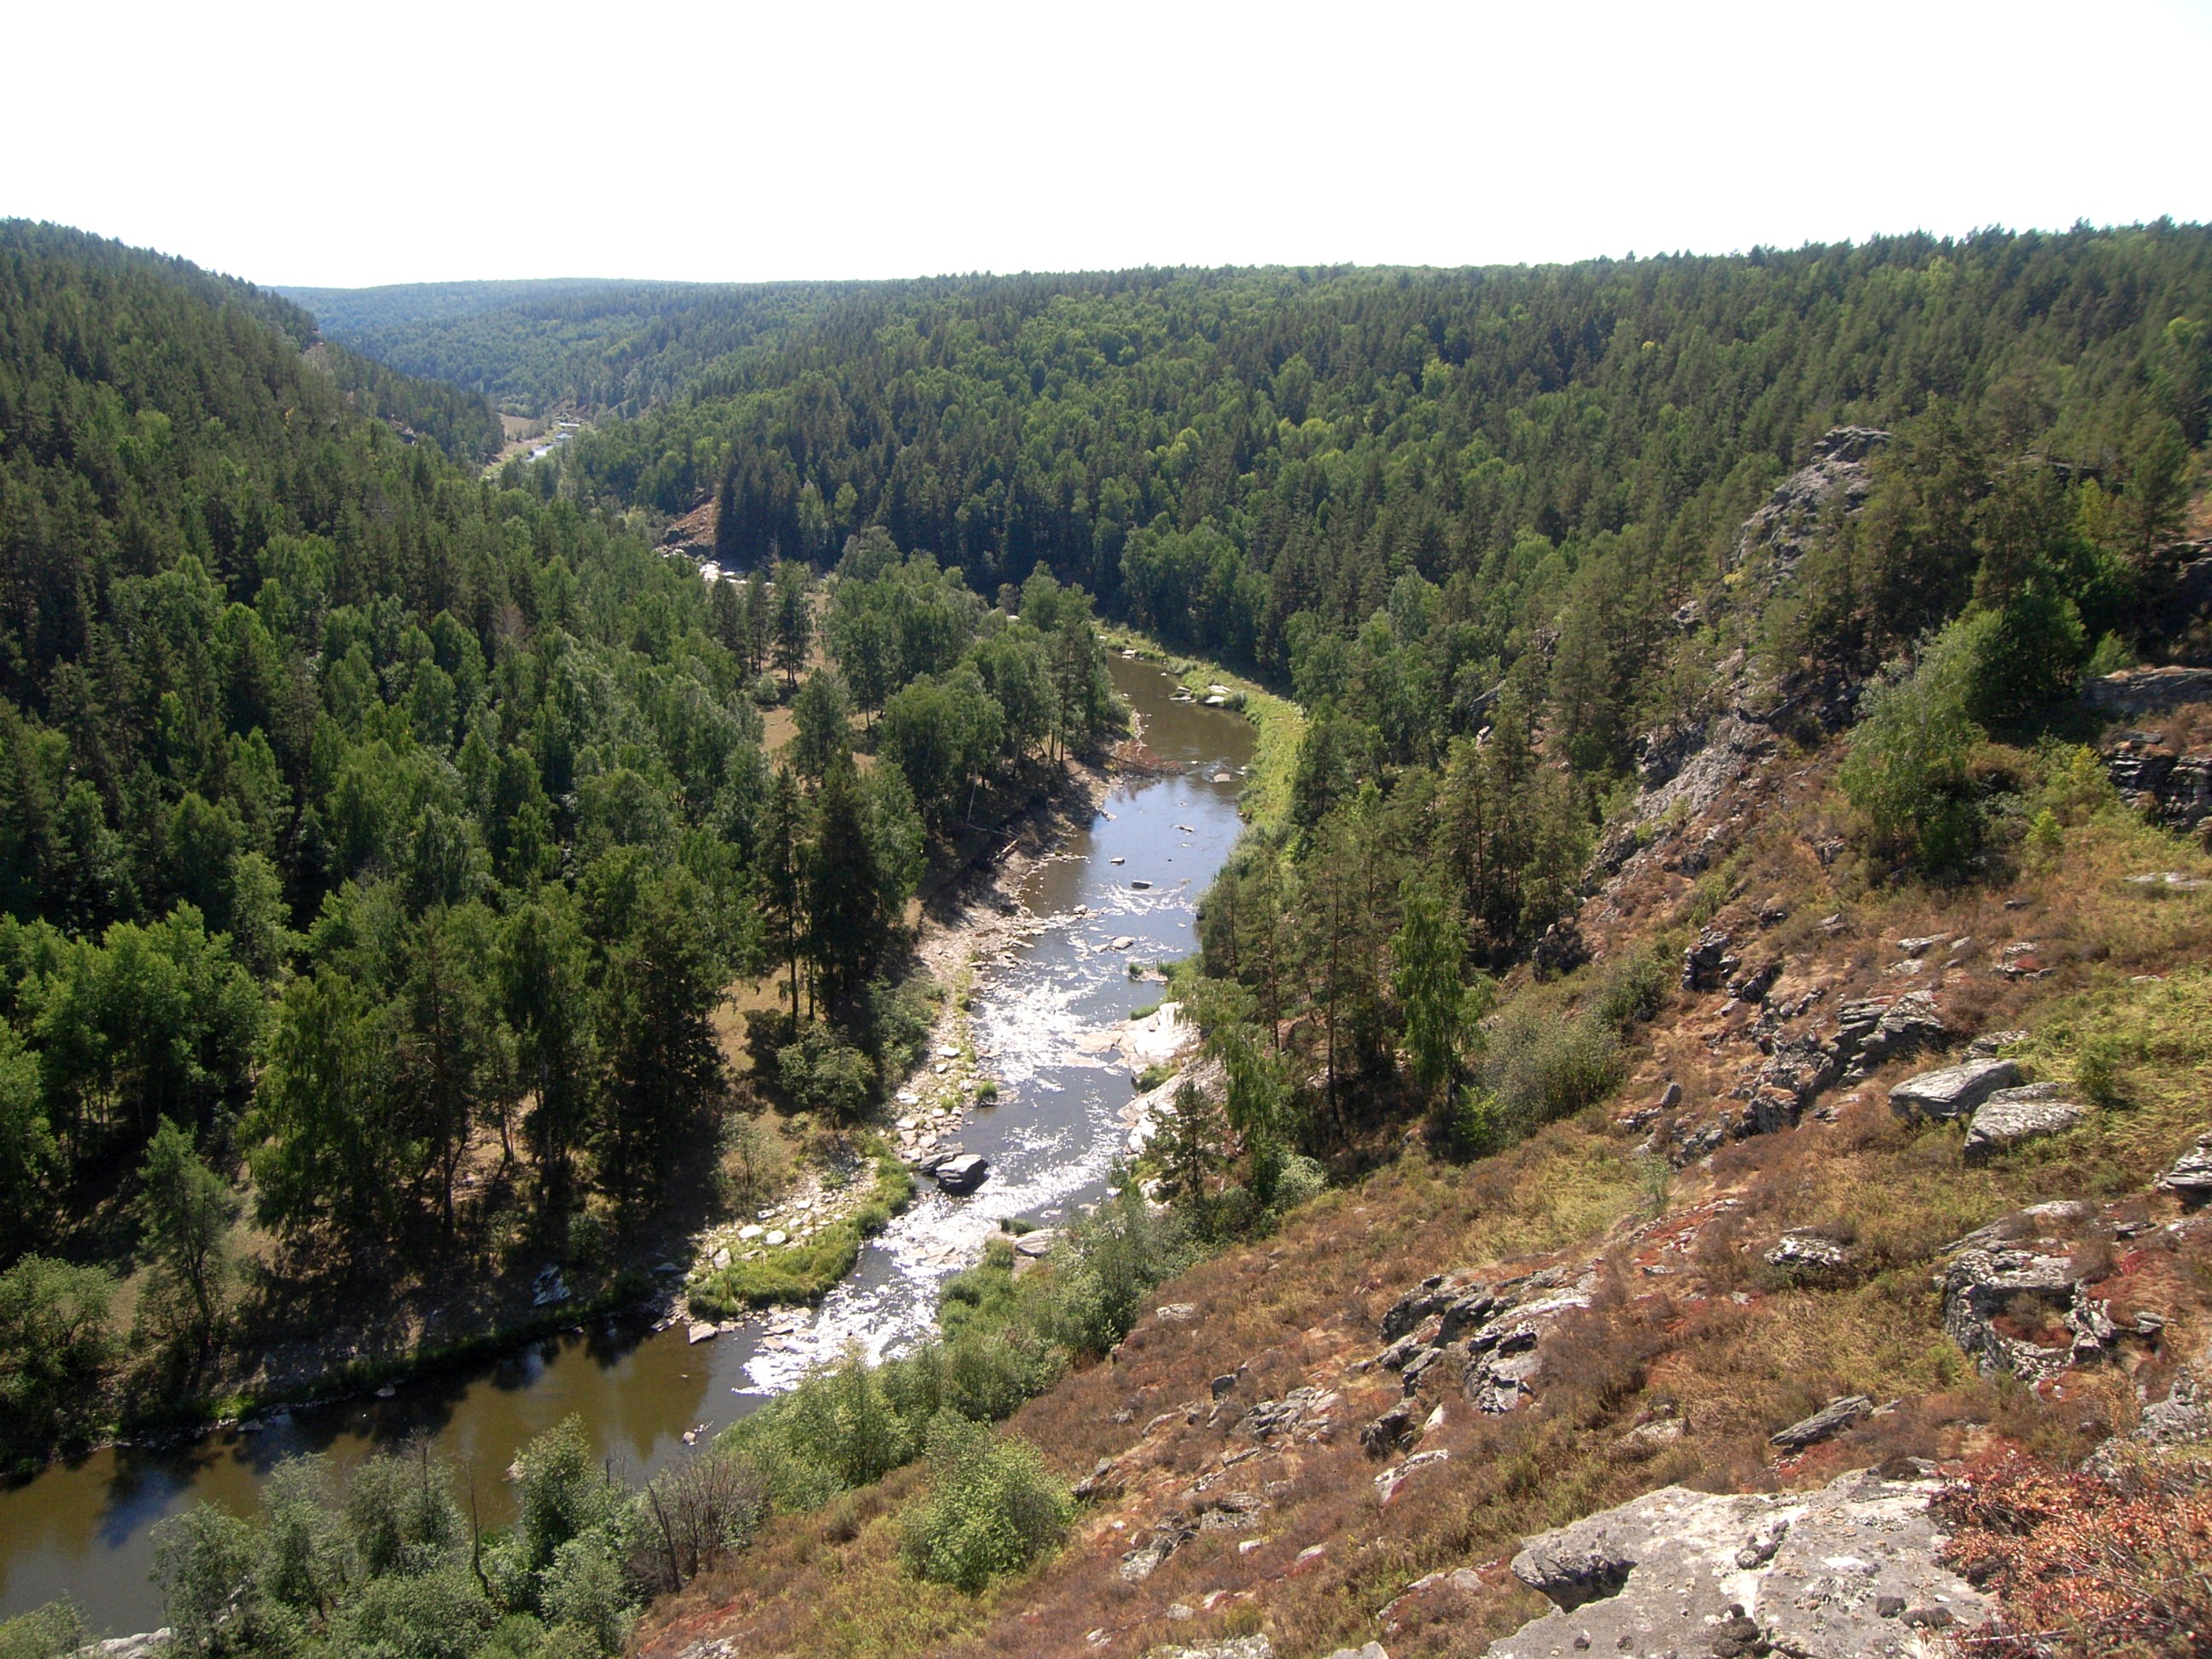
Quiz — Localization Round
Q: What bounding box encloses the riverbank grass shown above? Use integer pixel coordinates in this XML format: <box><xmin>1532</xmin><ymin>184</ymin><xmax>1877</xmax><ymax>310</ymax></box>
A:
<box><xmin>688</xmin><ymin>1149</ymin><xmax>916</xmax><ymax>1318</ymax></box>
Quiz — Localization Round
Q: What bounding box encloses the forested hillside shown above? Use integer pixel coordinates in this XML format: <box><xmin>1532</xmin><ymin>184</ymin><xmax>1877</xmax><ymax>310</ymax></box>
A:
<box><xmin>282</xmin><ymin>276</ymin><xmax>852</xmax><ymax>416</ymax></box>
<box><xmin>0</xmin><ymin>224</ymin><xmax>1124</xmax><ymax>1483</ymax></box>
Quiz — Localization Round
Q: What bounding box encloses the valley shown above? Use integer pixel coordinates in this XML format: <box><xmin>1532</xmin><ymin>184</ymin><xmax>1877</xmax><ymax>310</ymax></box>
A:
<box><xmin>3</xmin><ymin>218</ymin><xmax>2210</xmax><ymax>1659</ymax></box>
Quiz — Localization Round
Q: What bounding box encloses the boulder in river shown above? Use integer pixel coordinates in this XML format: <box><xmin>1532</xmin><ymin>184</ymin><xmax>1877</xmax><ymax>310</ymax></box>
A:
<box><xmin>935</xmin><ymin>1154</ymin><xmax>990</xmax><ymax>1194</ymax></box>
<box><xmin>1130</xmin><ymin>879</ymin><xmax>1152</xmax><ymax>889</ymax></box>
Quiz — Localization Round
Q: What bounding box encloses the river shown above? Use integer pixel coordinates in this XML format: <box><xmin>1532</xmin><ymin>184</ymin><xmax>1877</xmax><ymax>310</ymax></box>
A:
<box><xmin>0</xmin><ymin>655</ymin><xmax>1254</xmax><ymax>1639</ymax></box>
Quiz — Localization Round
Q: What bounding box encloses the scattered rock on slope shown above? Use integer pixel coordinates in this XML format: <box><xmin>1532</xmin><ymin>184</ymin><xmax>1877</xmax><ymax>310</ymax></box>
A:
<box><xmin>1940</xmin><ymin>1208</ymin><xmax>2130</xmax><ymax>1380</ymax></box>
<box><xmin>2158</xmin><ymin>1129</ymin><xmax>2212</xmax><ymax>1201</ymax></box>
<box><xmin>1481</xmin><ymin>1468</ymin><xmax>1991</xmax><ymax>1659</ymax></box>
<box><xmin>1961</xmin><ymin>1083</ymin><xmax>2086</xmax><ymax>1161</ymax></box>
<box><xmin>1766</xmin><ymin>1231</ymin><xmax>1853</xmax><ymax>1273</ymax></box>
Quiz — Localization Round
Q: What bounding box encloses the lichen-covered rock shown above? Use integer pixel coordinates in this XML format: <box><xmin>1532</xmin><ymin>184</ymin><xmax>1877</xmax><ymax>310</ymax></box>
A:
<box><xmin>1940</xmin><ymin>1239</ymin><xmax>2121</xmax><ymax>1379</ymax></box>
<box><xmin>1962</xmin><ymin>1085</ymin><xmax>2086</xmax><ymax>1161</ymax></box>
<box><xmin>1767</xmin><ymin>1230</ymin><xmax>1853</xmax><ymax>1273</ymax></box>
<box><xmin>1482</xmin><ymin>1469</ymin><xmax>1991</xmax><ymax>1659</ymax></box>
<box><xmin>1769</xmin><ymin>1394</ymin><xmax>1872</xmax><ymax>1450</ymax></box>
<box><xmin>1149</xmin><ymin>1639</ymin><xmax>1275</xmax><ymax>1659</ymax></box>
<box><xmin>1834</xmin><ymin>991</ymin><xmax>1952</xmax><ymax>1082</ymax></box>
<box><xmin>1888</xmin><ymin>1057</ymin><xmax>2022</xmax><ymax>1121</ymax></box>
<box><xmin>1370</xmin><ymin>1266</ymin><xmax>1592</xmax><ymax>1413</ymax></box>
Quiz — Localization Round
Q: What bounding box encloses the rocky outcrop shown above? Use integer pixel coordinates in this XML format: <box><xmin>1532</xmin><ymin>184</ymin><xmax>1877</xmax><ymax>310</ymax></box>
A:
<box><xmin>1683</xmin><ymin>928</ymin><xmax>1738</xmax><ymax>992</ymax></box>
<box><xmin>1833</xmin><ymin>991</ymin><xmax>1953</xmax><ymax>1083</ymax></box>
<box><xmin>1938</xmin><ymin>1204</ymin><xmax>2133</xmax><ymax>1380</ymax></box>
<box><xmin>1481</xmin><ymin>1468</ymin><xmax>1990</xmax><ymax>1659</ymax></box>
<box><xmin>1961</xmin><ymin>1084</ymin><xmax>2086</xmax><ymax>1161</ymax></box>
<box><xmin>1731</xmin><ymin>427</ymin><xmax>1891</xmax><ymax>591</ymax></box>
<box><xmin>1887</xmin><ymin>1058</ymin><xmax>2021</xmax><ymax>1122</ymax></box>
<box><xmin>1767</xmin><ymin>1231</ymin><xmax>1853</xmax><ymax>1273</ymax></box>
<box><xmin>75</xmin><ymin>1635</ymin><xmax>172</xmax><ymax>1659</ymax></box>
<box><xmin>2157</xmin><ymin>1130</ymin><xmax>2212</xmax><ymax>1202</ymax></box>
<box><xmin>2083</xmin><ymin>665</ymin><xmax>2212</xmax><ymax>716</ymax></box>
<box><xmin>1372</xmin><ymin>1266</ymin><xmax>1592</xmax><ymax>1414</ymax></box>
<box><xmin>2101</xmin><ymin>729</ymin><xmax>2212</xmax><ymax>841</ymax></box>
<box><xmin>1769</xmin><ymin>1394</ymin><xmax>1873</xmax><ymax>1450</ymax></box>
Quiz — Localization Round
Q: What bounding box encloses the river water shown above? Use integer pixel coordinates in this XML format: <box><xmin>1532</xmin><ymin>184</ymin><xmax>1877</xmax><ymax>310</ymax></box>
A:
<box><xmin>0</xmin><ymin>656</ymin><xmax>1254</xmax><ymax>1638</ymax></box>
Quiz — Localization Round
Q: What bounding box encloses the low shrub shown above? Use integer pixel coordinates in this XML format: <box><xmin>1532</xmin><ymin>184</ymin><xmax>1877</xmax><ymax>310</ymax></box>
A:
<box><xmin>0</xmin><ymin>1600</ymin><xmax>84</xmax><ymax>1659</ymax></box>
<box><xmin>899</xmin><ymin>1414</ymin><xmax>1071</xmax><ymax>1592</ymax></box>
<box><xmin>1941</xmin><ymin>1447</ymin><xmax>2212</xmax><ymax>1657</ymax></box>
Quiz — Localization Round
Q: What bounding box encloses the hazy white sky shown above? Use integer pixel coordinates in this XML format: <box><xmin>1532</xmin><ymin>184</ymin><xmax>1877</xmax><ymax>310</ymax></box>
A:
<box><xmin>12</xmin><ymin>0</ymin><xmax>2209</xmax><ymax>288</ymax></box>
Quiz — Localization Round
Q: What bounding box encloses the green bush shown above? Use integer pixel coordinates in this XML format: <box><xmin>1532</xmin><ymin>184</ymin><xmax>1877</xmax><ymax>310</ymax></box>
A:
<box><xmin>899</xmin><ymin>1415</ymin><xmax>1070</xmax><ymax>1592</ymax></box>
<box><xmin>0</xmin><ymin>1254</ymin><xmax>115</xmax><ymax>1452</ymax></box>
<box><xmin>0</xmin><ymin>1601</ymin><xmax>84</xmax><ymax>1659</ymax></box>
<box><xmin>1482</xmin><ymin>1000</ymin><xmax>1622</xmax><ymax>1127</ymax></box>
<box><xmin>1837</xmin><ymin>626</ymin><xmax>1988</xmax><ymax>874</ymax></box>
<box><xmin>777</xmin><ymin>1027</ymin><xmax>876</xmax><ymax>1120</ymax></box>
<box><xmin>1049</xmin><ymin>1179</ymin><xmax>1193</xmax><ymax>1356</ymax></box>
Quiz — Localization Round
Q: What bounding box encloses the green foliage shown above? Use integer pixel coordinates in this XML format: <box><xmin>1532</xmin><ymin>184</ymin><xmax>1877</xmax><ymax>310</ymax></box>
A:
<box><xmin>899</xmin><ymin>1415</ymin><xmax>1071</xmax><ymax>1592</ymax></box>
<box><xmin>1048</xmin><ymin>1179</ymin><xmax>1194</xmax><ymax>1356</ymax></box>
<box><xmin>0</xmin><ymin>1254</ymin><xmax>115</xmax><ymax>1452</ymax></box>
<box><xmin>1837</xmin><ymin>625</ymin><xmax>1988</xmax><ymax>874</ymax></box>
<box><xmin>148</xmin><ymin>1415</ymin><xmax>650</xmax><ymax>1659</ymax></box>
<box><xmin>137</xmin><ymin>1115</ymin><xmax>240</xmax><ymax>1357</ymax></box>
<box><xmin>0</xmin><ymin>1601</ymin><xmax>84</xmax><ymax>1659</ymax></box>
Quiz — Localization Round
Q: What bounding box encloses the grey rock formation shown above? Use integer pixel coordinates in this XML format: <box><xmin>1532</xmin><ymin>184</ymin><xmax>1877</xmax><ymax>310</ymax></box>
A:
<box><xmin>2138</xmin><ymin>1337</ymin><xmax>2212</xmax><ymax>1446</ymax></box>
<box><xmin>1372</xmin><ymin>1266</ymin><xmax>1592</xmax><ymax>1414</ymax></box>
<box><xmin>1962</xmin><ymin>1084</ymin><xmax>2085</xmax><ymax>1161</ymax></box>
<box><xmin>1731</xmin><ymin>427</ymin><xmax>1891</xmax><ymax>591</ymax></box>
<box><xmin>2104</xmin><ymin>733</ymin><xmax>2212</xmax><ymax>840</ymax></box>
<box><xmin>1888</xmin><ymin>1058</ymin><xmax>2022</xmax><ymax>1121</ymax></box>
<box><xmin>2083</xmin><ymin>664</ymin><xmax>2212</xmax><ymax>715</ymax></box>
<box><xmin>1149</xmin><ymin>1639</ymin><xmax>1275</xmax><ymax>1659</ymax></box>
<box><xmin>1835</xmin><ymin>992</ymin><xmax>1952</xmax><ymax>1083</ymax></box>
<box><xmin>1941</xmin><ymin>1237</ymin><xmax>2121</xmax><ymax>1380</ymax></box>
<box><xmin>76</xmin><ymin>1636</ymin><xmax>172</xmax><ymax>1659</ymax></box>
<box><xmin>1769</xmin><ymin>1394</ymin><xmax>1872</xmax><ymax>1450</ymax></box>
<box><xmin>1683</xmin><ymin>928</ymin><xmax>1738</xmax><ymax>992</ymax></box>
<box><xmin>2157</xmin><ymin>1131</ymin><xmax>2212</xmax><ymax>1201</ymax></box>
<box><xmin>1484</xmin><ymin>1469</ymin><xmax>1989</xmax><ymax>1659</ymax></box>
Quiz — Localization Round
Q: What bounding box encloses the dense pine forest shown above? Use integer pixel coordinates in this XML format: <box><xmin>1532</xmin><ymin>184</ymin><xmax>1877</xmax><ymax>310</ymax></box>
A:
<box><xmin>515</xmin><ymin>229</ymin><xmax>2212</xmax><ymax>1137</ymax></box>
<box><xmin>0</xmin><ymin>223</ymin><xmax>1122</xmax><ymax>1471</ymax></box>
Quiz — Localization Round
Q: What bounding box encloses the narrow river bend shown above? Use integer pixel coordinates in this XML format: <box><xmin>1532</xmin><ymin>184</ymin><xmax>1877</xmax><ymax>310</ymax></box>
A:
<box><xmin>0</xmin><ymin>656</ymin><xmax>1254</xmax><ymax>1638</ymax></box>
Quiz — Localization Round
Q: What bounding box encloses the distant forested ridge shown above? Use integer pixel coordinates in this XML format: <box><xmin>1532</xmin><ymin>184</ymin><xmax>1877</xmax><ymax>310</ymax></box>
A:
<box><xmin>281</xmin><ymin>276</ymin><xmax>855</xmax><ymax>417</ymax></box>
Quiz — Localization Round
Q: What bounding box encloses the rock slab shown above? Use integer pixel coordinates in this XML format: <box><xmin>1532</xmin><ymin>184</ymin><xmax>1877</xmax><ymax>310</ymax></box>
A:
<box><xmin>1483</xmin><ymin>1470</ymin><xmax>1991</xmax><ymax>1659</ymax></box>
<box><xmin>1962</xmin><ymin>1084</ymin><xmax>2086</xmax><ymax>1162</ymax></box>
<box><xmin>1888</xmin><ymin>1058</ymin><xmax>2020</xmax><ymax>1121</ymax></box>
